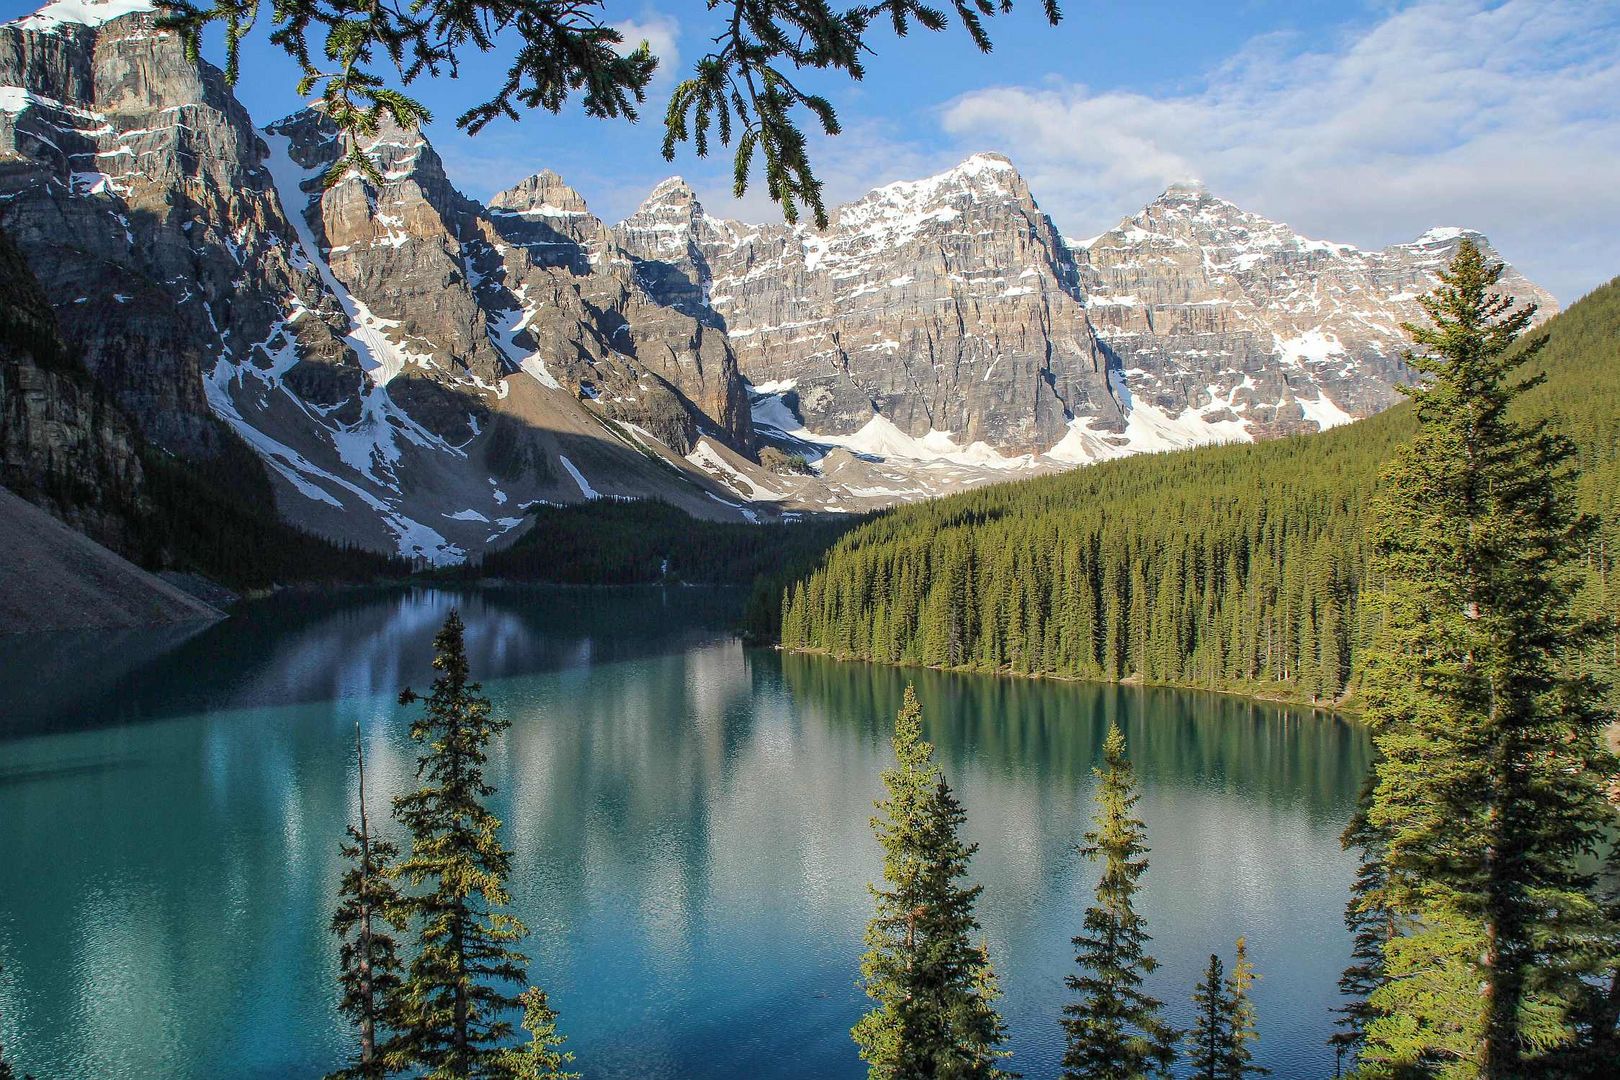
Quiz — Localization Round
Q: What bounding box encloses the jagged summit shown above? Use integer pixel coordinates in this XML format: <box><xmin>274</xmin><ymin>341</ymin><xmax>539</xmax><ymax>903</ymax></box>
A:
<box><xmin>952</xmin><ymin>150</ymin><xmax>1017</xmax><ymax>173</ymax></box>
<box><xmin>854</xmin><ymin>151</ymin><xmax>1027</xmax><ymax>208</ymax></box>
<box><xmin>1137</xmin><ymin>181</ymin><xmax>1252</xmax><ymax>219</ymax></box>
<box><xmin>637</xmin><ymin>175</ymin><xmax>701</xmax><ymax>208</ymax></box>
<box><xmin>1402</xmin><ymin>225</ymin><xmax>1483</xmax><ymax>249</ymax></box>
<box><xmin>488</xmin><ymin>169</ymin><xmax>594</xmax><ymax>217</ymax></box>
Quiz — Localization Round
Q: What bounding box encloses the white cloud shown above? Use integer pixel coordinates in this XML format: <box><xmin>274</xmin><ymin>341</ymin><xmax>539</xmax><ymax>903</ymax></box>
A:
<box><xmin>939</xmin><ymin>0</ymin><xmax>1620</xmax><ymax>302</ymax></box>
<box><xmin>611</xmin><ymin>12</ymin><xmax>681</xmax><ymax>85</ymax></box>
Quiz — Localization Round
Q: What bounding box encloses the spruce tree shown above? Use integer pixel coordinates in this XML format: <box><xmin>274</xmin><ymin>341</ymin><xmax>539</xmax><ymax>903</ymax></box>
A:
<box><xmin>1185</xmin><ymin>942</ymin><xmax>1265</xmax><ymax>1080</ymax></box>
<box><xmin>1224</xmin><ymin>937</ymin><xmax>1265</xmax><ymax>1079</ymax></box>
<box><xmin>393</xmin><ymin>611</ymin><xmax>564</xmax><ymax>1079</ymax></box>
<box><xmin>853</xmin><ymin>684</ymin><xmax>1013</xmax><ymax>1079</ymax></box>
<box><xmin>1353</xmin><ymin>240</ymin><xmax>1618</xmax><ymax>1077</ymax></box>
<box><xmin>1061</xmin><ymin>723</ymin><xmax>1178</xmax><ymax>1079</ymax></box>
<box><xmin>1187</xmin><ymin>954</ymin><xmax>1231</xmax><ymax>1080</ymax></box>
<box><xmin>329</xmin><ymin>723</ymin><xmax>407</xmax><ymax>1080</ymax></box>
<box><xmin>1535</xmin><ymin>840</ymin><xmax>1620</xmax><ymax>1078</ymax></box>
<box><xmin>498</xmin><ymin>989</ymin><xmax>581</xmax><ymax>1080</ymax></box>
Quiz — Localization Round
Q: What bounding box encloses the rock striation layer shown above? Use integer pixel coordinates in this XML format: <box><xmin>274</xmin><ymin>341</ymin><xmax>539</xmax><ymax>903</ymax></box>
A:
<box><xmin>622</xmin><ymin>164</ymin><xmax>1556</xmax><ymax>466</ymax></box>
<box><xmin>1</xmin><ymin>0</ymin><xmax>765</xmax><ymax>561</ymax></box>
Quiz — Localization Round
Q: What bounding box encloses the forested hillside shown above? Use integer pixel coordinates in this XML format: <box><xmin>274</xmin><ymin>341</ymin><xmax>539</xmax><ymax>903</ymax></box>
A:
<box><xmin>781</xmin><ymin>277</ymin><xmax>1620</xmax><ymax>705</ymax></box>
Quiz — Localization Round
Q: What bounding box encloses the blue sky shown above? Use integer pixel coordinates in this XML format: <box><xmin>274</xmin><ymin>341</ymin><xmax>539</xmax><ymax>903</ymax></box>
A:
<box><xmin>5</xmin><ymin>0</ymin><xmax>1618</xmax><ymax>300</ymax></box>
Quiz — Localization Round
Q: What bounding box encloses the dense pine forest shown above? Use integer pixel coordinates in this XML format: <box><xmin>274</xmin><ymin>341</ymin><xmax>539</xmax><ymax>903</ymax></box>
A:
<box><xmin>781</xmin><ymin>277</ymin><xmax>1620</xmax><ymax>706</ymax></box>
<box><xmin>136</xmin><ymin>443</ymin><xmax>413</xmax><ymax>590</ymax></box>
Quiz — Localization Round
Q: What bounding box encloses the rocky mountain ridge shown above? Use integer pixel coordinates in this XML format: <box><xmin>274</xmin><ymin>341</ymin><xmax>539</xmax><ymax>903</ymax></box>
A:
<box><xmin>0</xmin><ymin>0</ymin><xmax>1558</xmax><ymax>564</ymax></box>
<box><xmin>622</xmin><ymin>162</ymin><xmax>1555</xmax><ymax>468</ymax></box>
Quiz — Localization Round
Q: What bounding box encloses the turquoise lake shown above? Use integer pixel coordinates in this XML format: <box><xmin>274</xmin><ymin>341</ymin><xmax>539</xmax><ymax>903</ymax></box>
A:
<box><xmin>0</xmin><ymin>587</ymin><xmax>1372</xmax><ymax>1079</ymax></box>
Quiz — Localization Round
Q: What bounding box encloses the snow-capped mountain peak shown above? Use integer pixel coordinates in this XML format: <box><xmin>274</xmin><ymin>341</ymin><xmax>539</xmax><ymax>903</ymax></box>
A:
<box><xmin>488</xmin><ymin>169</ymin><xmax>594</xmax><ymax>218</ymax></box>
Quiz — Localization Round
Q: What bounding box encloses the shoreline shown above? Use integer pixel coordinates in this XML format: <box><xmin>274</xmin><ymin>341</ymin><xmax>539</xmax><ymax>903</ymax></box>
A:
<box><xmin>775</xmin><ymin>644</ymin><xmax>1366</xmax><ymax>719</ymax></box>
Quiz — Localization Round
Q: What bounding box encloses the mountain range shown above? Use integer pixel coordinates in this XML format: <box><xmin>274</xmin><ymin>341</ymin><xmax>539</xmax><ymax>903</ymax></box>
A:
<box><xmin>0</xmin><ymin>0</ymin><xmax>1557</xmax><ymax>566</ymax></box>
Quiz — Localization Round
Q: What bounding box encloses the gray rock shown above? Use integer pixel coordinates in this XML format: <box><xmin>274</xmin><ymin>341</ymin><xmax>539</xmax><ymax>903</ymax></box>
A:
<box><xmin>617</xmin><ymin>155</ymin><xmax>1115</xmax><ymax>455</ymax></box>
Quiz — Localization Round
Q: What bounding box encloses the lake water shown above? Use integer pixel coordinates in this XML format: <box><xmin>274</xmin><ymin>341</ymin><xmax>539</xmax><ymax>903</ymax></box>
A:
<box><xmin>0</xmin><ymin>587</ymin><xmax>1371</xmax><ymax>1079</ymax></box>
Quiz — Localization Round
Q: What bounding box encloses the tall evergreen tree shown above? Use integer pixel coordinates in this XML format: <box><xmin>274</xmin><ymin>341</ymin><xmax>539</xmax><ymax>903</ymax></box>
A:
<box><xmin>1224</xmin><ymin>937</ymin><xmax>1265</xmax><ymax>1079</ymax></box>
<box><xmin>1187</xmin><ymin>954</ymin><xmax>1231</xmax><ymax>1080</ymax></box>
<box><xmin>329</xmin><ymin>723</ymin><xmax>408</xmax><ymax>1080</ymax></box>
<box><xmin>1353</xmin><ymin>241</ymin><xmax>1618</xmax><ymax>1077</ymax></box>
<box><xmin>1061</xmin><ymin>723</ymin><xmax>1178</xmax><ymax>1079</ymax></box>
<box><xmin>853</xmin><ymin>684</ymin><xmax>1013</xmax><ymax>1079</ymax></box>
<box><xmin>393</xmin><ymin>611</ymin><xmax>565</xmax><ymax>1079</ymax></box>
<box><xmin>1184</xmin><ymin>942</ymin><xmax>1266</xmax><ymax>1080</ymax></box>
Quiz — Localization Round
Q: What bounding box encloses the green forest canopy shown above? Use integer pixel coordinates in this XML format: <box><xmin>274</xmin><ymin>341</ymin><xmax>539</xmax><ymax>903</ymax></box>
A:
<box><xmin>780</xmin><ymin>276</ymin><xmax>1620</xmax><ymax>706</ymax></box>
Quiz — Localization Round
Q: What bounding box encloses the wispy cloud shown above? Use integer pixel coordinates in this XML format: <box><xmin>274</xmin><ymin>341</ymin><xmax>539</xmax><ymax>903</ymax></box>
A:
<box><xmin>939</xmin><ymin>0</ymin><xmax>1620</xmax><ymax>301</ymax></box>
<box><xmin>611</xmin><ymin>10</ymin><xmax>682</xmax><ymax>86</ymax></box>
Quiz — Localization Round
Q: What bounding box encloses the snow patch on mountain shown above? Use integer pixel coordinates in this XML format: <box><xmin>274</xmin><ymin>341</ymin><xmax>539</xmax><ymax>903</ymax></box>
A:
<box><xmin>11</xmin><ymin>0</ymin><xmax>152</xmax><ymax>32</ymax></box>
<box><xmin>261</xmin><ymin>132</ymin><xmax>430</xmax><ymax>387</ymax></box>
<box><xmin>557</xmin><ymin>455</ymin><xmax>599</xmax><ymax>500</ymax></box>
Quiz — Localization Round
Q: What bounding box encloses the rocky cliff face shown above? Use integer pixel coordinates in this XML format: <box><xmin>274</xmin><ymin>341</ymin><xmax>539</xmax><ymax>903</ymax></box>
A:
<box><xmin>0</xmin><ymin>0</ymin><xmax>303</xmax><ymax>457</ymax></box>
<box><xmin>617</xmin><ymin>155</ymin><xmax>1114</xmax><ymax>457</ymax></box>
<box><xmin>481</xmin><ymin>164</ymin><xmax>753</xmax><ymax>451</ymax></box>
<box><xmin>623</xmin><ymin>164</ymin><xmax>1555</xmax><ymax>468</ymax></box>
<box><xmin>0</xmin><ymin>1</ymin><xmax>1561</xmax><ymax>560</ymax></box>
<box><xmin>1069</xmin><ymin>181</ymin><xmax>1559</xmax><ymax>451</ymax></box>
<box><xmin>0</xmin><ymin>222</ymin><xmax>146</xmax><ymax>549</ymax></box>
<box><xmin>1</xmin><ymin>0</ymin><xmax>765</xmax><ymax>562</ymax></box>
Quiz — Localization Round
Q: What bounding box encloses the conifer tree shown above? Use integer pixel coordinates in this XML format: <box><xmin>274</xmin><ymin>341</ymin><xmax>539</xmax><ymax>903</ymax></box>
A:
<box><xmin>1187</xmin><ymin>954</ymin><xmax>1231</xmax><ymax>1080</ymax></box>
<box><xmin>393</xmin><ymin>610</ymin><xmax>565</xmax><ymax>1079</ymax></box>
<box><xmin>1185</xmin><ymin>942</ymin><xmax>1265</xmax><ymax>1080</ymax></box>
<box><xmin>328</xmin><ymin>723</ymin><xmax>407</xmax><ymax>1080</ymax></box>
<box><xmin>1353</xmin><ymin>241</ymin><xmax>1618</xmax><ymax>1077</ymax></box>
<box><xmin>853</xmin><ymin>684</ymin><xmax>1012</xmax><ymax>1079</ymax></box>
<box><xmin>499</xmin><ymin>989</ymin><xmax>581</xmax><ymax>1080</ymax></box>
<box><xmin>1061</xmin><ymin>723</ymin><xmax>1178</xmax><ymax>1079</ymax></box>
<box><xmin>1224</xmin><ymin>937</ymin><xmax>1265</xmax><ymax>1079</ymax></box>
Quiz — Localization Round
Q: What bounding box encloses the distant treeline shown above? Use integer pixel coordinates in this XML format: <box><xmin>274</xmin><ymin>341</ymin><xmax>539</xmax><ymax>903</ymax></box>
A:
<box><xmin>135</xmin><ymin>439</ymin><xmax>413</xmax><ymax>590</ymax></box>
<box><xmin>780</xmin><ymin>277</ymin><xmax>1620</xmax><ymax>706</ymax></box>
<box><xmin>446</xmin><ymin>499</ymin><xmax>864</xmax><ymax>635</ymax></box>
